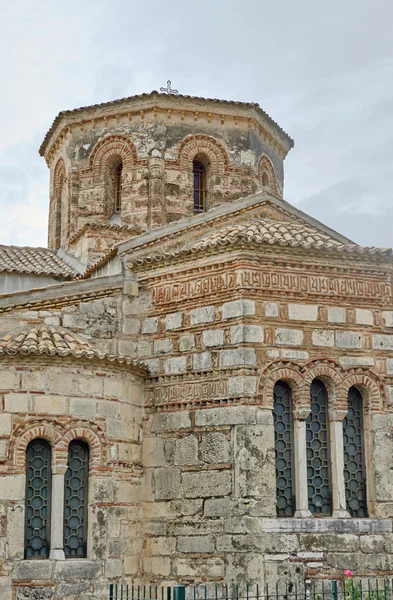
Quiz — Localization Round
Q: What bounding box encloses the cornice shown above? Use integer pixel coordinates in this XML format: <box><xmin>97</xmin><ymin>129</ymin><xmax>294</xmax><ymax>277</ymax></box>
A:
<box><xmin>40</xmin><ymin>92</ymin><xmax>294</xmax><ymax>166</ymax></box>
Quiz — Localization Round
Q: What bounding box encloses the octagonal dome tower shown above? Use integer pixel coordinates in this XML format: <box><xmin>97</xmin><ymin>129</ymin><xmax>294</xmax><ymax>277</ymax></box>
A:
<box><xmin>40</xmin><ymin>91</ymin><xmax>293</xmax><ymax>264</ymax></box>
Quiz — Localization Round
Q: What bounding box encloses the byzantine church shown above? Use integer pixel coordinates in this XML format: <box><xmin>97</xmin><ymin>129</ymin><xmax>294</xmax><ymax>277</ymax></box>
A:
<box><xmin>0</xmin><ymin>87</ymin><xmax>393</xmax><ymax>600</ymax></box>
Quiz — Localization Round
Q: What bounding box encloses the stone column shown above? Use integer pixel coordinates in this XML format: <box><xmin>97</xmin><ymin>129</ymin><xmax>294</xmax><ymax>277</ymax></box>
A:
<box><xmin>329</xmin><ymin>410</ymin><xmax>350</xmax><ymax>518</ymax></box>
<box><xmin>293</xmin><ymin>407</ymin><xmax>313</xmax><ymax>518</ymax></box>
<box><xmin>49</xmin><ymin>464</ymin><xmax>68</xmax><ymax>560</ymax></box>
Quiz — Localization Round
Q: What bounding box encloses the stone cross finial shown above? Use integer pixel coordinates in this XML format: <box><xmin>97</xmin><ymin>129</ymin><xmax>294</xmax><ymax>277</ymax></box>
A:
<box><xmin>160</xmin><ymin>80</ymin><xmax>178</xmax><ymax>95</ymax></box>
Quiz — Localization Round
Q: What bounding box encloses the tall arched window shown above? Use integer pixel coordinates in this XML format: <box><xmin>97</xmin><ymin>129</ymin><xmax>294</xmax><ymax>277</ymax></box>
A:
<box><xmin>273</xmin><ymin>381</ymin><xmax>295</xmax><ymax>516</ymax></box>
<box><xmin>114</xmin><ymin>162</ymin><xmax>122</xmax><ymax>213</ymax></box>
<box><xmin>306</xmin><ymin>380</ymin><xmax>332</xmax><ymax>515</ymax></box>
<box><xmin>193</xmin><ymin>160</ymin><xmax>207</xmax><ymax>213</ymax></box>
<box><xmin>25</xmin><ymin>439</ymin><xmax>52</xmax><ymax>558</ymax></box>
<box><xmin>262</xmin><ymin>171</ymin><xmax>269</xmax><ymax>187</ymax></box>
<box><xmin>343</xmin><ymin>387</ymin><xmax>367</xmax><ymax>517</ymax></box>
<box><xmin>64</xmin><ymin>440</ymin><xmax>89</xmax><ymax>557</ymax></box>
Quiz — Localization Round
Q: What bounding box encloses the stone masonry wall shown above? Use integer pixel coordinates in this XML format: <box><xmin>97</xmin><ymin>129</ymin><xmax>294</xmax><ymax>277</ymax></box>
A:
<box><xmin>0</xmin><ymin>356</ymin><xmax>145</xmax><ymax>600</ymax></box>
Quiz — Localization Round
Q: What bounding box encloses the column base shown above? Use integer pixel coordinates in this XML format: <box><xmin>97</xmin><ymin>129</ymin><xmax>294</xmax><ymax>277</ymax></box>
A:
<box><xmin>49</xmin><ymin>549</ymin><xmax>65</xmax><ymax>560</ymax></box>
<box><xmin>294</xmin><ymin>509</ymin><xmax>313</xmax><ymax>518</ymax></box>
<box><xmin>332</xmin><ymin>509</ymin><xmax>351</xmax><ymax>519</ymax></box>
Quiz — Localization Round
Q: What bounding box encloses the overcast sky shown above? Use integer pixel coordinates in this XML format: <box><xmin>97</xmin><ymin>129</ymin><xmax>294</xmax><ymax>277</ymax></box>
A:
<box><xmin>0</xmin><ymin>0</ymin><xmax>392</xmax><ymax>249</ymax></box>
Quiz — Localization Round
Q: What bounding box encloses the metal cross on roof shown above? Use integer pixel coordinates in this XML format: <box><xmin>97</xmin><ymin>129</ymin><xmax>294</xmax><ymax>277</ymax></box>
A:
<box><xmin>160</xmin><ymin>80</ymin><xmax>178</xmax><ymax>95</ymax></box>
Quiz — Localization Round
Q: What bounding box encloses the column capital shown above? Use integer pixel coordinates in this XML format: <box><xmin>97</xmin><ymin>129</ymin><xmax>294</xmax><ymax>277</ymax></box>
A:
<box><xmin>293</xmin><ymin>406</ymin><xmax>311</xmax><ymax>421</ymax></box>
<box><xmin>329</xmin><ymin>409</ymin><xmax>347</xmax><ymax>422</ymax></box>
<box><xmin>51</xmin><ymin>464</ymin><xmax>68</xmax><ymax>475</ymax></box>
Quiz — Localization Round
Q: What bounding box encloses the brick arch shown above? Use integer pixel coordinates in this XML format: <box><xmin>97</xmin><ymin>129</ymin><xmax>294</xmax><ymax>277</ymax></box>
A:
<box><xmin>259</xmin><ymin>360</ymin><xmax>303</xmax><ymax>409</ymax></box>
<box><xmin>342</xmin><ymin>368</ymin><xmax>385</xmax><ymax>413</ymax></box>
<box><xmin>53</xmin><ymin>157</ymin><xmax>66</xmax><ymax>194</ymax></box>
<box><xmin>258</xmin><ymin>154</ymin><xmax>278</xmax><ymax>194</ymax></box>
<box><xmin>61</xmin><ymin>421</ymin><xmax>106</xmax><ymax>468</ymax></box>
<box><xmin>89</xmin><ymin>135</ymin><xmax>138</xmax><ymax>183</ymax></box>
<box><xmin>177</xmin><ymin>134</ymin><xmax>230</xmax><ymax>175</ymax></box>
<box><xmin>12</xmin><ymin>419</ymin><xmax>64</xmax><ymax>468</ymax></box>
<box><xmin>301</xmin><ymin>359</ymin><xmax>345</xmax><ymax>411</ymax></box>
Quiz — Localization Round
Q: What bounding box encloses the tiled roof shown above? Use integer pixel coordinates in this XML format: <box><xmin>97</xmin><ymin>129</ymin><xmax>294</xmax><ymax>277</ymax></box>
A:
<box><xmin>128</xmin><ymin>217</ymin><xmax>392</xmax><ymax>267</ymax></box>
<box><xmin>69</xmin><ymin>222</ymin><xmax>146</xmax><ymax>245</ymax></box>
<box><xmin>0</xmin><ymin>245</ymin><xmax>77</xmax><ymax>278</ymax></box>
<box><xmin>0</xmin><ymin>325</ymin><xmax>148</xmax><ymax>373</ymax></box>
<box><xmin>39</xmin><ymin>91</ymin><xmax>294</xmax><ymax>156</ymax></box>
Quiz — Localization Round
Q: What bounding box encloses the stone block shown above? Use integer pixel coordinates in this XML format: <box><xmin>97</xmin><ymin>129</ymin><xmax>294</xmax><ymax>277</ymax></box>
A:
<box><xmin>0</xmin><ymin>414</ymin><xmax>12</xmax><ymax>436</ymax></box>
<box><xmin>236</xmin><ymin>425</ymin><xmax>275</xmax><ymax>498</ymax></box>
<box><xmin>150</xmin><ymin>412</ymin><xmax>191</xmax><ymax>432</ymax></box>
<box><xmin>56</xmin><ymin>582</ymin><xmax>90</xmax><ymax>597</ymax></box>
<box><xmin>33</xmin><ymin>394</ymin><xmax>67</xmax><ymax>414</ymax></box>
<box><xmin>137</xmin><ymin>339</ymin><xmax>152</xmax><ymax>357</ymax></box>
<box><xmin>312</xmin><ymin>330</ymin><xmax>335</xmax><ymax>347</ymax></box>
<box><xmin>154</xmin><ymin>338</ymin><xmax>173</xmax><ymax>354</ymax></box>
<box><xmin>22</xmin><ymin>371</ymin><xmax>46</xmax><ymax>391</ymax></box>
<box><xmin>193</xmin><ymin>351</ymin><xmax>212</xmax><ymax>370</ymax></box>
<box><xmin>178</xmin><ymin>535</ymin><xmax>215</xmax><ymax>553</ymax></box>
<box><xmin>0</xmin><ymin>440</ymin><xmax>8</xmax><ymax>458</ymax></box>
<box><xmin>164</xmin><ymin>356</ymin><xmax>187</xmax><ymax>374</ymax></box>
<box><xmin>382</xmin><ymin>311</ymin><xmax>393</xmax><ymax>328</ymax></box>
<box><xmin>107</xmin><ymin>418</ymin><xmax>126</xmax><ymax>438</ymax></box>
<box><xmin>123</xmin><ymin>317</ymin><xmax>141</xmax><ymax>334</ymax></box>
<box><xmin>228</xmin><ymin>375</ymin><xmax>258</xmax><ymax>397</ymax></box>
<box><xmin>143</xmin><ymin>437</ymin><xmax>165</xmax><ymax>467</ymax></box>
<box><xmin>4</xmin><ymin>393</ymin><xmax>29</xmax><ymax>413</ymax></box>
<box><xmin>199</xmin><ymin>431</ymin><xmax>231</xmax><ymax>463</ymax></box>
<box><xmin>222</xmin><ymin>299</ymin><xmax>255</xmax><ymax>319</ymax></box>
<box><xmin>220</xmin><ymin>348</ymin><xmax>256</xmax><ymax>367</ymax></box>
<box><xmin>275</xmin><ymin>328</ymin><xmax>303</xmax><ymax>346</ymax></box>
<box><xmin>174</xmin><ymin>435</ymin><xmax>200</xmax><ymax>465</ymax></box>
<box><xmin>7</xmin><ymin>504</ymin><xmax>24</xmax><ymax>559</ymax></box>
<box><xmin>166</xmin><ymin>312</ymin><xmax>183</xmax><ymax>330</ymax></box>
<box><xmin>356</xmin><ymin>308</ymin><xmax>373</xmax><ymax>325</ymax></box>
<box><xmin>149</xmin><ymin>536</ymin><xmax>176</xmax><ymax>555</ymax></box>
<box><xmin>97</xmin><ymin>399</ymin><xmax>120</xmax><ymax>418</ymax></box>
<box><xmin>0</xmin><ymin>475</ymin><xmax>25</xmax><ymax>500</ymax></box>
<box><xmin>106</xmin><ymin>558</ymin><xmax>122</xmax><ymax>578</ymax></box>
<box><xmin>92</xmin><ymin>478</ymin><xmax>114</xmax><ymax>502</ymax></box>
<box><xmin>78</xmin><ymin>374</ymin><xmax>102</xmax><ymax>396</ymax></box>
<box><xmin>373</xmin><ymin>334</ymin><xmax>393</xmax><ymax>350</ymax></box>
<box><xmin>288</xmin><ymin>303</ymin><xmax>318</xmax><ymax>321</ymax></box>
<box><xmin>50</xmin><ymin>372</ymin><xmax>75</xmax><ymax>395</ymax></box>
<box><xmin>280</xmin><ymin>350</ymin><xmax>309</xmax><ymax>359</ymax></box>
<box><xmin>387</xmin><ymin>359</ymin><xmax>393</xmax><ymax>375</ymax></box>
<box><xmin>339</xmin><ymin>356</ymin><xmax>375</xmax><ymax>367</ymax></box>
<box><xmin>202</xmin><ymin>328</ymin><xmax>224</xmax><ymax>347</ymax></box>
<box><xmin>176</xmin><ymin>557</ymin><xmax>224</xmax><ymax>577</ymax></box>
<box><xmin>154</xmin><ymin>468</ymin><xmax>181</xmax><ymax>499</ymax></box>
<box><xmin>171</xmin><ymin>499</ymin><xmax>203</xmax><ymax>516</ymax></box>
<box><xmin>190</xmin><ymin>306</ymin><xmax>215</xmax><ymax>325</ymax></box>
<box><xmin>69</xmin><ymin>397</ymin><xmax>96</xmax><ymax>417</ymax></box>
<box><xmin>336</xmin><ymin>331</ymin><xmax>362</xmax><ymax>348</ymax></box>
<box><xmin>54</xmin><ymin>559</ymin><xmax>101</xmax><ymax>579</ymax></box>
<box><xmin>142</xmin><ymin>317</ymin><xmax>158</xmax><ymax>334</ymax></box>
<box><xmin>204</xmin><ymin>497</ymin><xmax>234</xmax><ymax>517</ymax></box>
<box><xmin>230</xmin><ymin>324</ymin><xmax>263</xmax><ymax>344</ymax></box>
<box><xmin>328</xmin><ymin>306</ymin><xmax>346</xmax><ymax>323</ymax></box>
<box><xmin>179</xmin><ymin>334</ymin><xmax>195</xmax><ymax>351</ymax></box>
<box><xmin>143</xmin><ymin>358</ymin><xmax>159</xmax><ymax>375</ymax></box>
<box><xmin>0</xmin><ymin>370</ymin><xmax>19</xmax><ymax>391</ymax></box>
<box><xmin>196</xmin><ymin>405</ymin><xmax>256</xmax><ymax>426</ymax></box>
<box><xmin>265</xmin><ymin>302</ymin><xmax>279</xmax><ymax>317</ymax></box>
<box><xmin>182</xmin><ymin>470</ymin><xmax>232</xmax><ymax>498</ymax></box>
<box><xmin>14</xmin><ymin>560</ymin><xmax>52</xmax><ymax>580</ymax></box>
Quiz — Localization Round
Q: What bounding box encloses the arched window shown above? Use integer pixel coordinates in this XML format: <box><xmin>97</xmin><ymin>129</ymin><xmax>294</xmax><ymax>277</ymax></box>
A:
<box><xmin>343</xmin><ymin>387</ymin><xmax>367</xmax><ymax>517</ymax></box>
<box><xmin>262</xmin><ymin>171</ymin><xmax>269</xmax><ymax>187</ymax></box>
<box><xmin>25</xmin><ymin>439</ymin><xmax>51</xmax><ymax>558</ymax></box>
<box><xmin>114</xmin><ymin>162</ymin><xmax>122</xmax><ymax>213</ymax></box>
<box><xmin>193</xmin><ymin>160</ymin><xmax>207</xmax><ymax>213</ymax></box>
<box><xmin>306</xmin><ymin>380</ymin><xmax>332</xmax><ymax>515</ymax></box>
<box><xmin>64</xmin><ymin>440</ymin><xmax>89</xmax><ymax>557</ymax></box>
<box><xmin>273</xmin><ymin>381</ymin><xmax>295</xmax><ymax>516</ymax></box>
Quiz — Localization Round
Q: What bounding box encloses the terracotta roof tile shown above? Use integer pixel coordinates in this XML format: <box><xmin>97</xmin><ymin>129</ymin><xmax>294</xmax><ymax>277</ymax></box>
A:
<box><xmin>0</xmin><ymin>245</ymin><xmax>77</xmax><ymax>278</ymax></box>
<box><xmin>0</xmin><ymin>325</ymin><xmax>148</xmax><ymax>373</ymax></box>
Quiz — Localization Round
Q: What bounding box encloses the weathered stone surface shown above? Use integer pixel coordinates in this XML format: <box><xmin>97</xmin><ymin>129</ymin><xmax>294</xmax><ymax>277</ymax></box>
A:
<box><xmin>202</xmin><ymin>328</ymin><xmax>224</xmax><ymax>347</ymax></box>
<box><xmin>154</xmin><ymin>338</ymin><xmax>173</xmax><ymax>354</ymax></box>
<box><xmin>179</xmin><ymin>334</ymin><xmax>195</xmax><ymax>351</ymax></box>
<box><xmin>328</xmin><ymin>306</ymin><xmax>346</xmax><ymax>323</ymax></box>
<box><xmin>356</xmin><ymin>308</ymin><xmax>373</xmax><ymax>325</ymax></box>
<box><xmin>336</xmin><ymin>331</ymin><xmax>362</xmax><ymax>348</ymax></box>
<box><xmin>222</xmin><ymin>299</ymin><xmax>255</xmax><ymax>319</ymax></box>
<box><xmin>182</xmin><ymin>470</ymin><xmax>232</xmax><ymax>497</ymax></box>
<box><xmin>265</xmin><ymin>302</ymin><xmax>279</xmax><ymax>317</ymax></box>
<box><xmin>220</xmin><ymin>348</ymin><xmax>256</xmax><ymax>367</ymax></box>
<box><xmin>166</xmin><ymin>311</ymin><xmax>183</xmax><ymax>330</ymax></box>
<box><xmin>190</xmin><ymin>306</ymin><xmax>214</xmax><ymax>325</ymax></box>
<box><xmin>275</xmin><ymin>328</ymin><xmax>303</xmax><ymax>345</ymax></box>
<box><xmin>195</xmin><ymin>405</ymin><xmax>256</xmax><ymax>426</ymax></box>
<box><xmin>230</xmin><ymin>324</ymin><xmax>263</xmax><ymax>344</ymax></box>
<box><xmin>164</xmin><ymin>356</ymin><xmax>187</xmax><ymax>374</ymax></box>
<box><xmin>288</xmin><ymin>303</ymin><xmax>318</xmax><ymax>321</ymax></box>
<box><xmin>150</xmin><ymin>412</ymin><xmax>191</xmax><ymax>432</ymax></box>
<box><xmin>312</xmin><ymin>329</ymin><xmax>334</xmax><ymax>347</ymax></box>
<box><xmin>199</xmin><ymin>431</ymin><xmax>231</xmax><ymax>463</ymax></box>
<box><xmin>174</xmin><ymin>435</ymin><xmax>200</xmax><ymax>465</ymax></box>
<box><xmin>178</xmin><ymin>535</ymin><xmax>215</xmax><ymax>553</ymax></box>
<box><xmin>373</xmin><ymin>334</ymin><xmax>393</xmax><ymax>350</ymax></box>
<box><xmin>235</xmin><ymin>425</ymin><xmax>275</xmax><ymax>498</ymax></box>
<box><xmin>154</xmin><ymin>468</ymin><xmax>182</xmax><ymax>499</ymax></box>
<box><xmin>193</xmin><ymin>351</ymin><xmax>212</xmax><ymax>370</ymax></box>
<box><xmin>142</xmin><ymin>316</ymin><xmax>158</xmax><ymax>333</ymax></box>
<box><xmin>228</xmin><ymin>375</ymin><xmax>257</xmax><ymax>397</ymax></box>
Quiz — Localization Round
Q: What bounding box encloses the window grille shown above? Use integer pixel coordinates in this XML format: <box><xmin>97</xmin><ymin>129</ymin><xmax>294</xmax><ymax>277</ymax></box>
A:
<box><xmin>114</xmin><ymin>162</ymin><xmax>122</xmax><ymax>212</ymax></box>
<box><xmin>25</xmin><ymin>439</ymin><xmax>51</xmax><ymax>558</ymax></box>
<box><xmin>273</xmin><ymin>381</ymin><xmax>295</xmax><ymax>516</ymax></box>
<box><xmin>306</xmin><ymin>380</ymin><xmax>332</xmax><ymax>515</ymax></box>
<box><xmin>64</xmin><ymin>440</ymin><xmax>89</xmax><ymax>557</ymax></box>
<box><xmin>343</xmin><ymin>387</ymin><xmax>367</xmax><ymax>517</ymax></box>
<box><xmin>193</xmin><ymin>160</ymin><xmax>206</xmax><ymax>212</ymax></box>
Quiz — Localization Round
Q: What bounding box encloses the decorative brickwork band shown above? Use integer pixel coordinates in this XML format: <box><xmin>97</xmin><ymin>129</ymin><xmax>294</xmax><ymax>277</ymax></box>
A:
<box><xmin>89</xmin><ymin>135</ymin><xmax>138</xmax><ymax>183</ymax></box>
<box><xmin>342</xmin><ymin>368</ymin><xmax>386</xmax><ymax>412</ymax></box>
<box><xmin>259</xmin><ymin>360</ymin><xmax>303</xmax><ymax>409</ymax></box>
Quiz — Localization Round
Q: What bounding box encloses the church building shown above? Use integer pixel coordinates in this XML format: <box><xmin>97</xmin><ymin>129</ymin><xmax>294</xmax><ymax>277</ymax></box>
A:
<box><xmin>0</xmin><ymin>88</ymin><xmax>393</xmax><ymax>600</ymax></box>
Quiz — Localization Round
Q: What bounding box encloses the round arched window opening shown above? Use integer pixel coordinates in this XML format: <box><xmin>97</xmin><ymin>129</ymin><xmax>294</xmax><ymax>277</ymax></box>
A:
<box><xmin>193</xmin><ymin>160</ymin><xmax>207</xmax><ymax>213</ymax></box>
<box><xmin>114</xmin><ymin>161</ymin><xmax>123</xmax><ymax>213</ymax></box>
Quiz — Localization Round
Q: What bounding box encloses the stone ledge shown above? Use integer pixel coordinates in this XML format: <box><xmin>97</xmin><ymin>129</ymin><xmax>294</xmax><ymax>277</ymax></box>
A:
<box><xmin>260</xmin><ymin>518</ymin><xmax>392</xmax><ymax>533</ymax></box>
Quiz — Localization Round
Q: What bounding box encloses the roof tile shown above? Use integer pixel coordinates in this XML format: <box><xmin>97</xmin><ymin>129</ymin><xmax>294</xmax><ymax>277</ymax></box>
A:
<box><xmin>0</xmin><ymin>245</ymin><xmax>77</xmax><ymax>278</ymax></box>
